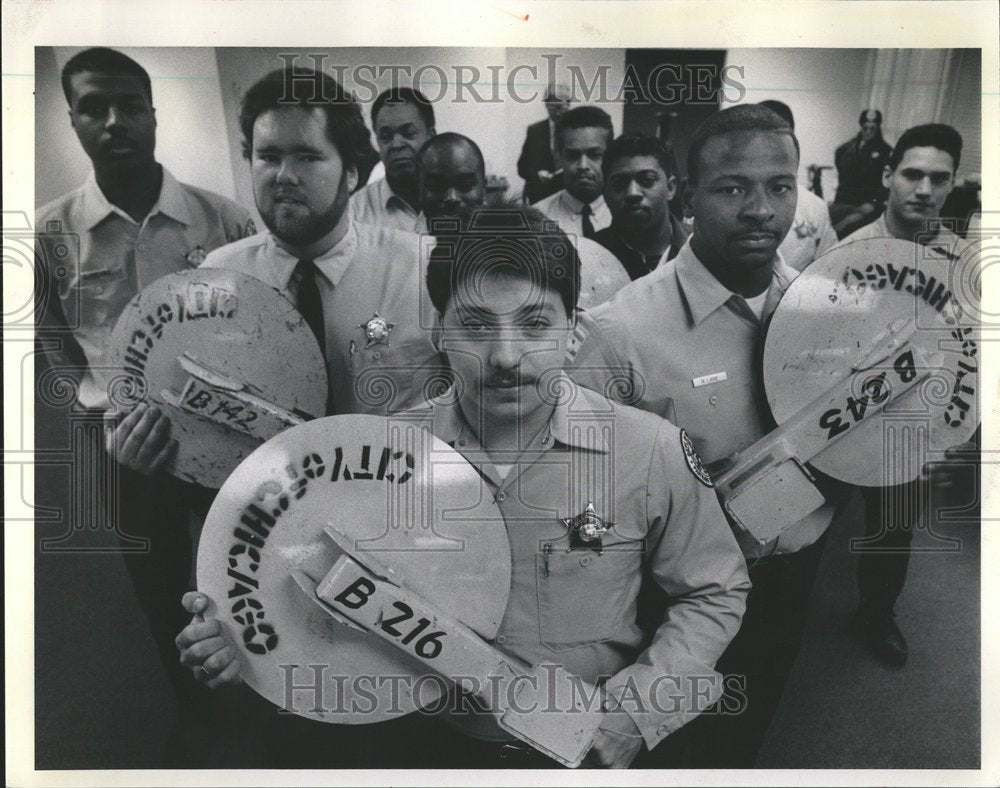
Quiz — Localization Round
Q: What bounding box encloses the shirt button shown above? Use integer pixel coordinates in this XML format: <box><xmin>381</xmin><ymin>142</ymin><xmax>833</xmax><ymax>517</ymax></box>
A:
<box><xmin>372</xmin><ymin>351</ymin><xmax>381</xmax><ymax>360</ymax></box>
<box><xmin>579</xmin><ymin>556</ymin><xmax>592</xmax><ymax>567</ymax></box>
<box><xmin>709</xmin><ymin>395</ymin><xmax>718</xmax><ymax>406</ymax></box>
<box><xmin>458</xmin><ymin>439</ymin><xmax>466</xmax><ymax>447</ymax></box>
<box><xmin>657</xmin><ymin>725</ymin><xmax>668</xmax><ymax>736</ymax></box>
<box><xmin>495</xmin><ymin>634</ymin><xmax>507</xmax><ymax>644</ymax></box>
<box><xmin>496</xmin><ymin>491</ymin><xmax>507</xmax><ymax>503</ymax></box>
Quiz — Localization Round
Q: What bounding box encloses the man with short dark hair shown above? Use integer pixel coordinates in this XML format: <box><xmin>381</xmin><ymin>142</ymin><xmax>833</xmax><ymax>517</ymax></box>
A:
<box><xmin>594</xmin><ymin>134</ymin><xmax>689</xmax><ymax>280</ymax></box>
<box><xmin>517</xmin><ymin>84</ymin><xmax>570</xmax><ymax>203</ymax></box>
<box><xmin>38</xmin><ymin>47</ymin><xmax>254</xmax><ymax>411</ymax></box>
<box><xmin>569</xmin><ymin>104</ymin><xmax>841</xmax><ymax>767</ymax></box>
<box><xmin>350</xmin><ymin>87</ymin><xmax>436</xmax><ymax>230</ymax></box>
<box><xmin>176</xmin><ymin>206</ymin><xmax>750</xmax><ymax>769</ymax></box>
<box><xmin>416</xmin><ymin>131</ymin><xmax>488</xmax><ymax>230</ymax></box>
<box><xmin>535</xmin><ymin>106</ymin><xmax>614</xmax><ymax>239</ymax></box>
<box><xmin>36</xmin><ymin>45</ymin><xmax>256</xmax><ymax>767</ymax></box>
<box><xmin>759</xmin><ymin>100</ymin><xmax>837</xmax><ymax>271</ymax></box>
<box><xmin>839</xmin><ymin>122</ymin><xmax>977</xmax><ymax>667</ymax></box>
<box><xmin>112</xmin><ymin>67</ymin><xmax>446</xmax><ymax>467</ymax></box>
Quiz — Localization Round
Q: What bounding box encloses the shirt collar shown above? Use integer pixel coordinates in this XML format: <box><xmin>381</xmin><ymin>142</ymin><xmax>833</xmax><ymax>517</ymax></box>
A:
<box><xmin>376</xmin><ymin>177</ymin><xmax>417</xmax><ymax>216</ymax></box>
<box><xmin>266</xmin><ymin>218</ymin><xmax>359</xmax><ymax>291</ymax></box>
<box><xmin>561</xmin><ymin>190</ymin><xmax>605</xmax><ymax>216</ymax></box>
<box><xmin>674</xmin><ymin>238</ymin><xmax>798</xmax><ymax>326</ymax></box>
<box><xmin>80</xmin><ymin>166</ymin><xmax>192</xmax><ymax>230</ymax></box>
<box><xmin>423</xmin><ymin>373</ymin><xmax>610</xmax><ymax>454</ymax></box>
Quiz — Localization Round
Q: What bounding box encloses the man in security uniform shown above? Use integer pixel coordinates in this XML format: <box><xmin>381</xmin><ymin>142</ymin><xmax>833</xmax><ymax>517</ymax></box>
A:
<box><xmin>175</xmin><ymin>206</ymin><xmax>750</xmax><ymax>769</ymax></box>
<box><xmin>839</xmin><ymin>123</ymin><xmax>978</xmax><ymax>666</ymax></box>
<box><xmin>106</xmin><ymin>65</ymin><xmax>448</xmax><ymax>767</ymax></box>
<box><xmin>35</xmin><ymin>47</ymin><xmax>255</xmax><ymax>765</ymax></box>
<box><xmin>109</xmin><ymin>66</ymin><xmax>448</xmax><ymax>467</ymax></box>
<box><xmin>567</xmin><ymin>104</ymin><xmax>842</xmax><ymax>767</ymax></box>
<box><xmin>830</xmin><ymin>109</ymin><xmax>894</xmax><ymax>238</ymax></box>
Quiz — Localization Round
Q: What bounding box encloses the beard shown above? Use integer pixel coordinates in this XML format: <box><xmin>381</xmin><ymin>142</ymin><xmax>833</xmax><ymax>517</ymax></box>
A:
<box><xmin>257</xmin><ymin>173</ymin><xmax>351</xmax><ymax>247</ymax></box>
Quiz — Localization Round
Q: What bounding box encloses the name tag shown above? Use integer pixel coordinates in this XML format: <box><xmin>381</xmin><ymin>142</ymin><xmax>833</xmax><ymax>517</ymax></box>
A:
<box><xmin>692</xmin><ymin>371</ymin><xmax>727</xmax><ymax>388</ymax></box>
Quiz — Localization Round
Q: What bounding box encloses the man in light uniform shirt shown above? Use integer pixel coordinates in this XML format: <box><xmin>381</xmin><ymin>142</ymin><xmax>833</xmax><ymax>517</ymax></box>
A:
<box><xmin>37</xmin><ymin>47</ymin><xmax>254</xmax><ymax>411</ymax></box>
<box><xmin>838</xmin><ymin>122</ymin><xmax>977</xmax><ymax>667</ymax></box>
<box><xmin>35</xmin><ymin>45</ymin><xmax>255</xmax><ymax>766</ymax></box>
<box><xmin>109</xmin><ymin>64</ymin><xmax>448</xmax><ymax>768</ymax></box>
<box><xmin>349</xmin><ymin>87</ymin><xmax>435</xmax><ymax>231</ymax></box>
<box><xmin>534</xmin><ymin>106</ymin><xmax>614</xmax><ymax>239</ymax></box>
<box><xmin>568</xmin><ymin>104</ymin><xmax>843</xmax><ymax>767</ymax></box>
<box><xmin>176</xmin><ymin>207</ymin><xmax>750</xmax><ymax>769</ymax></box>
<box><xmin>113</xmin><ymin>67</ymin><xmax>447</xmax><ymax>465</ymax></box>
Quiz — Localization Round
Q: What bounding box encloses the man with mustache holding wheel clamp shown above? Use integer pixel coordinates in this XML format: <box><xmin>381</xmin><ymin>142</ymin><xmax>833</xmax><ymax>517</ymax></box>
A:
<box><xmin>175</xmin><ymin>206</ymin><xmax>750</xmax><ymax>769</ymax></box>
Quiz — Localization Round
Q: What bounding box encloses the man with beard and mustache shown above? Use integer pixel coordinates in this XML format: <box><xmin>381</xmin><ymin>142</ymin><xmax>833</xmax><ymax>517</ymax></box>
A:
<box><xmin>593</xmin><ymin>134</ymin><xmax>690</xmax><ymax>280</ymax></box>
<box><xmin>35</xmin><ymin>47</ymin><xmax>255</xmax><ymax>765</ymax></box>
<box><xmin>111</xmin><ymin>67</ymin><xmax>446</xmax><ymax>470</ymax></box>
<box><xmin>107</xmin><ymin>65</ymin><xmax>447</xmax><ymax>768</ymax></box>
<box><xmin>838</xmin><ymin>123</ymin><xmax>977</xmax><ymax>668</ymax></box>
<box><xmin>350</xmin><ymin>87</ymin><xmax>435</xmax><ymax>231</ymax></box>
<box><xmin>417</xmin><ymin>132</ymin><xmax>629</xmax><ymax>308</ymax></box>
<box><xmin>568</xmin><ymin>104</ymin><xmax>848</xmax><ymax>767</ymax></box>
<box><xmin>535</xmin><ymin>106</ymin><xmax>614</xmax><ymax>240</ymax></box>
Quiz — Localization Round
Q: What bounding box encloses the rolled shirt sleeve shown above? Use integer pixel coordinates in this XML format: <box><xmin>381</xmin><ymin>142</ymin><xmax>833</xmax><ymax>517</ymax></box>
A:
<box><xmin>602</xmin><ymin>419</ymin><xmax>750</xmax><ymax>750</ymax></box>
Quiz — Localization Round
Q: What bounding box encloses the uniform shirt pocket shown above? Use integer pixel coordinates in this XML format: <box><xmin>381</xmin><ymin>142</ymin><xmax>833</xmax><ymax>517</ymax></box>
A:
<box><xmin>535</xmin><ymin>538</ymin><xmax>644</xmax><ymax>652</ymax></box>
<box><xmin>72</xmin><ymin>267</ymin><xmax>133</xmax><ymax>328</ymax></box>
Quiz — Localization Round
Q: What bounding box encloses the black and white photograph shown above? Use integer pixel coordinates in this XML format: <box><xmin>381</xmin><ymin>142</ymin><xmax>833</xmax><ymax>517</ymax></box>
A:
<box><xmin>5</xmin><ymin>1</ymin><xmax>998</xmax><ymax>785</ymax></box>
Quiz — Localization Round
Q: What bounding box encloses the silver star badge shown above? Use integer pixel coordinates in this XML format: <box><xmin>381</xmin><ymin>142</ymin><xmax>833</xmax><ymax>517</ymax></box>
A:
<box><xmin>358</xmin><ymin>312</ymin><xmax>395</xmax><ymax>348</ymax></box>
<box><xmin>562</xmin><ymin>501</ymin><xmax>612</xmax><ymax>544</ymax></box>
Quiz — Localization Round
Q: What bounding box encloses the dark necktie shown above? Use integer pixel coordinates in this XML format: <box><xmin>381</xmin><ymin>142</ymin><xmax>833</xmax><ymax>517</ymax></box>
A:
<box><xmin>295</xmin><ymin>259</ymin><xmax>336</xmax><ymax>416</ymax></box>
<box><xmin>580</xmin><ymin>203</ymin><xmax>595</xmax><ymax>240</ymax></box>
<box><xmin>294</xmin><ymin>259</ymin><xmax>325</xmax><ymax>355</ymax></box>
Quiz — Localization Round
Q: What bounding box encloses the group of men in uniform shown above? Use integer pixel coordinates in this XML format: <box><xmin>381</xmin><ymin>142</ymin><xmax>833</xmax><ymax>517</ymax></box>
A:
<box><xmin>37</xmin><ymin>47</ymin><xmax>977</xmax><ymax>769</ymax></box>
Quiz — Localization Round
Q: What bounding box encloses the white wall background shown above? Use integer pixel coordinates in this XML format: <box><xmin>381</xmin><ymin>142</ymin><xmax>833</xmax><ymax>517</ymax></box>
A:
<box><xmin>36</xmin><ymin>46</ymin><xmax>239</xmax><ymax>208</ymax></box>
<box><xmin>722</xmin><ymin>48</ymin><xmax>878</xmax><ymax>195</ymax></box>
<box><xmin>502</xmin><ymin>48</ymin><xmax>627</xmax><ymax>199</ymax></box>
<box><xmin>213</xmin><ymin>47</ymin><xmax>627</xmax><ymax>223</ymax></box>
<box><xmin>36</xmin><ymin>47</ymin><xmax>979</xmax><ymax>214</ymax></box>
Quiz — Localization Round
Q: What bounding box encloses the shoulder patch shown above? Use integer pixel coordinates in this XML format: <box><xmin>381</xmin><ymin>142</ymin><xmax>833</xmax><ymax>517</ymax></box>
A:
<box><xmin>680</xmin><ymin>429</ymin><xmax>713</xmax><ymax>488</ymax></box>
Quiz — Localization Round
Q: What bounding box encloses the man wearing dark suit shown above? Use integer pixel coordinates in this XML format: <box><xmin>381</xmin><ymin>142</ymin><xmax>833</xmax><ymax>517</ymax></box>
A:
<box><xmin>517</xmin><ymin>85</ymin><xmax>569</xmax><ymax>204</ymax></box>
